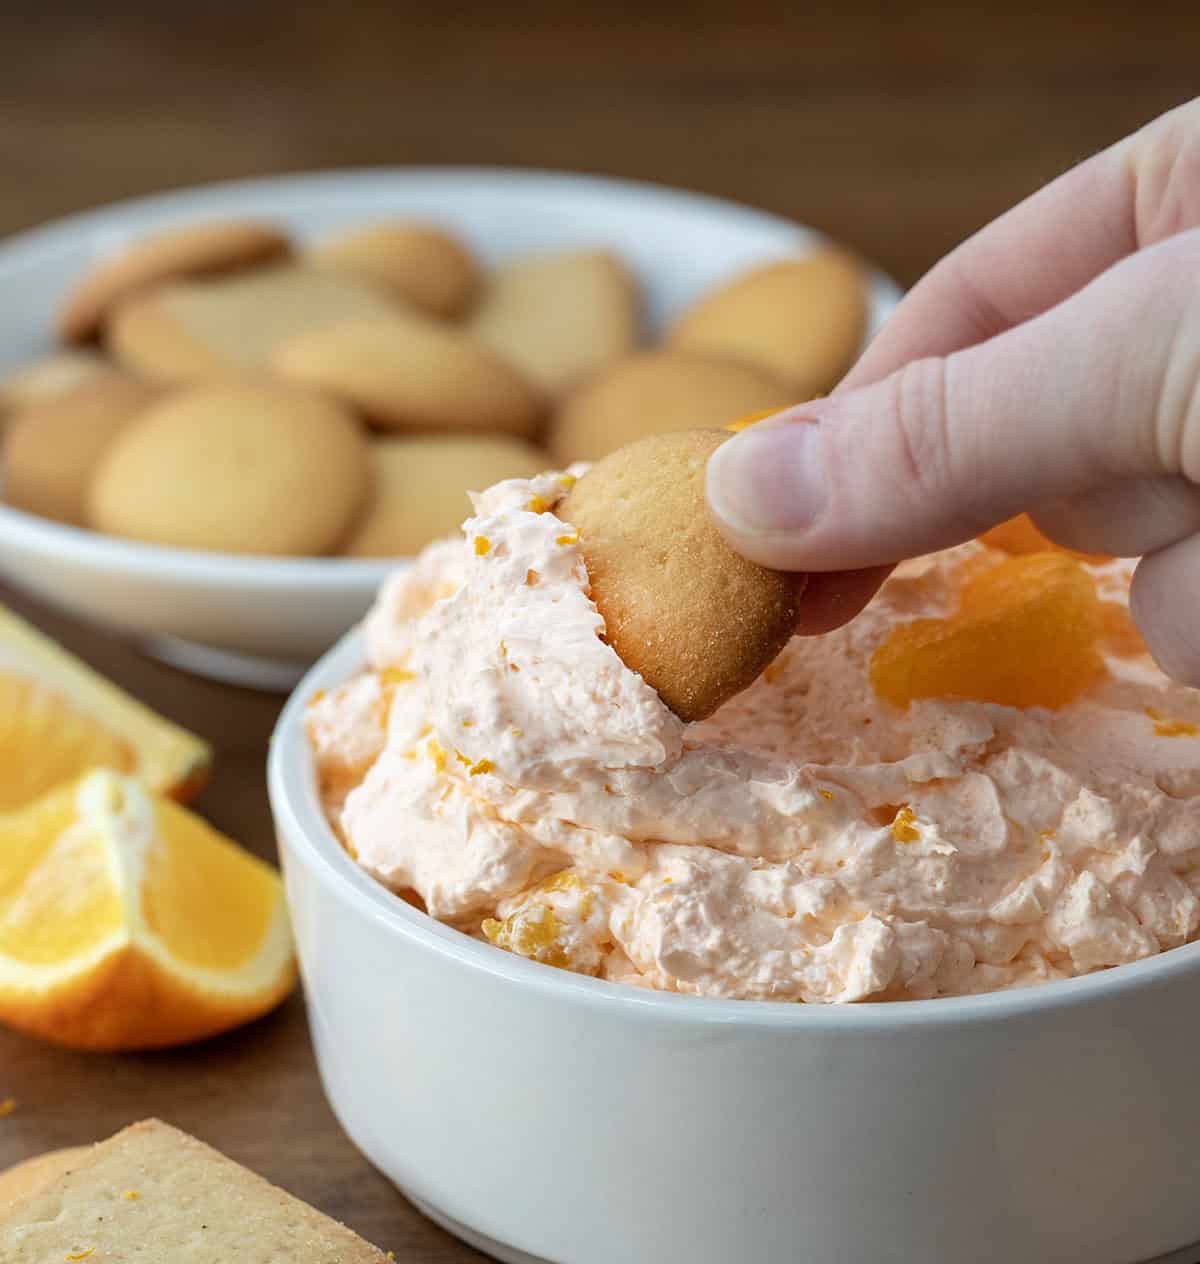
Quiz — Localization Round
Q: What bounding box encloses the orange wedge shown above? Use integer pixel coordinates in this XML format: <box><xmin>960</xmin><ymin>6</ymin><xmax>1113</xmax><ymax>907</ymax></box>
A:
<box><xmin>0</xmin><ymin>770</ymin><xmax>296</xmax><ymax>1051</ymax></box>
<box><xmin>0</xmin><ymin>602</ymin><xmax>210</xmax><ymax>812</ymax></box>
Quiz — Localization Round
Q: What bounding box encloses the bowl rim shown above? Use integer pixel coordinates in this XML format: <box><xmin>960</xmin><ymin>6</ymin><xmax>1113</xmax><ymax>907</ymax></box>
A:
<box><xmin>0</xmin><ymin>500</ymin><xmax>400</xmax><ymax>587</ymax></box>
<box><xmin>269</xmin><ymin>625</ymin><xmax>1200</xmax><ymax>1031</ymax></box>
<box><xmin>0</xmin><ymin>163</ymin><xmax>903</xmax><ymax>579</ymax></box>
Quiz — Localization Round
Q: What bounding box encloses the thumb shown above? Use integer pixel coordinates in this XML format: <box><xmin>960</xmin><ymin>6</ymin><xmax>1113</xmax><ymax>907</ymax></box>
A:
<box><xmin>706</xmin><ymin>230</ymin><xmax>1200</xmax><ymax>572</ymax></box>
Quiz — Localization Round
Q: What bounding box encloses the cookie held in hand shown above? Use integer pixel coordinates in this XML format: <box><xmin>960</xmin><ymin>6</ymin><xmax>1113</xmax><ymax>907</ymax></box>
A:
<box><xmin>560</xmin><ymin>429</ymin><xmax>807</xmax><ymax>721</ymax></box>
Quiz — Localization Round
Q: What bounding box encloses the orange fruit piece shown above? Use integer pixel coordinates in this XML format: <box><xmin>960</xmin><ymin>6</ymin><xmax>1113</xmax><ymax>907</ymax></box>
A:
<box><xmin>0</xmin><ymin>603</ymin><xmax>210</xmax><ymax>812</ymax></box>
<box><xmin>871</xmin><ymin>553</ymin><xmax>1105</xmax><ymax>710</ymax></box>
<box><xmin>978</xmin><ymin>513</ymin><xmax>1110</xmax><ymax>564</ymax></box>
<box><xmin>0</xmin><ymin>770</ymin><xmax>296</xmax><ymax>1051</ymax></box>
<box><xmin>725</xmin><ymin>407</ymin><xmax>789</xmax><ymax>432</ymax></box>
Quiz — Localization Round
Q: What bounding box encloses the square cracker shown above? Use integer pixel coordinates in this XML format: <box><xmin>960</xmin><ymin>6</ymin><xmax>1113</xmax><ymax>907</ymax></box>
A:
<box><xmin>0</xmin><ymin>1119</ymin><xmax>387</xmax><ymax>1261</ymax></box>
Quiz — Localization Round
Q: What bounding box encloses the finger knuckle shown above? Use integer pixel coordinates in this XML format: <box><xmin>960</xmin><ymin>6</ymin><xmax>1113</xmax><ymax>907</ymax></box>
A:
<box><xmin>1146</xmin><ymin>231</ymin><xmax>1200</xmax><ymax>481</ymax></box>
<box><xmin>1133</xmin><ymin>101</ymin><xmax>1200</xmax><ymax>245</ymax></box>
<box><xmin>887</xmin><ymin>356</ymin><xmax>960</xmax><ymax>503</ymax></box>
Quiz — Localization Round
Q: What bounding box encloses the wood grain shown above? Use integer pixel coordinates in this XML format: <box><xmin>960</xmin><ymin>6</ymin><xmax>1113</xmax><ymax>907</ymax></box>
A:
<box><xmin>0</xmin><ymin>2</ymin><xmax>1196</xmax><ymax>1257</ymax></box>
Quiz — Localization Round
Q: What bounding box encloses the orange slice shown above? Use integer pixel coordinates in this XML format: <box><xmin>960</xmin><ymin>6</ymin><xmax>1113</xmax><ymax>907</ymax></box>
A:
<box><xmin>0</xmin><ymin>603</ymin><xmax>210</xmax><ymax>812</ymax></box>
<box><xmin>0</xmin><ymin>770</ymin><xmax>296</xmax><ymax>1051</ymax></box>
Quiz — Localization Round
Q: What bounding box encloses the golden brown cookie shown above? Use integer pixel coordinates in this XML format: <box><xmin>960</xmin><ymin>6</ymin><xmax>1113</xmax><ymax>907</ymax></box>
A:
<box><xmin>106</xmin><ymin>265</ymin><xmax>399</xmax><ymax>383</ymax></box>
<box><xmin>87</xmin><ymin>381</ymin><xmax>371</xmax><ymax>556</ymax></box>
<box><xmin>469</xmin><ymin>249</ymin><xmax>639</xmax><ymax>395</ymax></box>
<box><xmin>550</xmin><ymin>349</ymin><xmax>792</xmax><ymax>463</ymax></box>
<box><xmin>60</xmin><ymin>220</ymin><xmax>291</xmax><ymax>343</ymax></box>
<box><xmin>667</xmin><ymin>249</ymin><xmax>868</xmax><ymax>398</ymax></box>
<box><xmin>0</xmin><ymin>349</ymin><xmax>112</xmax><ymax>426</ymax></box>
<box><xmin>312</xmin><ymin>222</ymin><xmax>479</xmax><ymax>319</ymax></box>
<box><xmin>2</xmin><ymin>373</ymin><xmax>159</xmax><ymax>524</ymax></box>
<box><xmin>345</xmin><ymin>434</ymin><xmax>546</xmax><ymax>557</ymax></box>
<box><xmin>560</xmin><ymin>429</ymin><xmax>807</xmax><ymax>721</ymax></box>
<box><xmin>0</xmin><ymin>1146</ymin><xmax>91</xmax><ymax>1207</ymax></box>
<box><xmin>271</xmin><ymin>313</ymin><xmax>543</xmax><ymax>438</ymax></box>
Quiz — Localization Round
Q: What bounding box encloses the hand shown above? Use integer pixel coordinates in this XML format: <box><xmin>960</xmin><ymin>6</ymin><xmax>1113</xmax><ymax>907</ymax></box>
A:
<box><xmin>706</xmin><ymin>100</ymin><xmax>1200</xmax><ymax>683</ymax></box>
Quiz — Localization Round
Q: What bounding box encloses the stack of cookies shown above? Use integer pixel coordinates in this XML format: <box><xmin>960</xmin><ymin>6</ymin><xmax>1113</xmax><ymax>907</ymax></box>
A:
<box><xmin>0</xmin><ymin>214</ymin><xmax>869</xmax><ymax>558</ymax></box>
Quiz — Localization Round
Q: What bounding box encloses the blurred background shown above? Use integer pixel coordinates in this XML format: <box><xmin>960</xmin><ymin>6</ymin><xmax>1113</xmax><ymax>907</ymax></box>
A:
<box><xmin>3</xmin><ymin>0</ymin><xmax>1197</xmax><ymax>288</ymax></box>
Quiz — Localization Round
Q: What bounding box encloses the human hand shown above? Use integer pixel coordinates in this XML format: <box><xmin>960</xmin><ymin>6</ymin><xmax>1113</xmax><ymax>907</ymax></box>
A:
<box><xmin>706</xmin><ymin>100</ymin><xmax>1200</xmax><ymax>682</ymax></box>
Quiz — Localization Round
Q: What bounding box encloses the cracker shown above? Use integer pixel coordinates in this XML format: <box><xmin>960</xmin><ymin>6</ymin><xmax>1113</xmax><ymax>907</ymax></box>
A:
<box><xmin>3</xmin><ymin>374</ymin><xmax>159</xmax><ymax>524</ymax></box>
<box><xmin>668</xmin><ymin>249</ymin><xmax>868</xmax><ymax>398</ymax></box>
<box><xmin>271</xmin><ymin>313</ymin><xmax>543</xmax><ymax>438</ymax></box>
<box><xmin>344</xmin><ymin>434</ymin><xmax>546</xmax><ymax>557</ymax></box>
<box><xmin>1</xmin><ymin>1119</ymin><xmax>387</xmax><ymax>1260</ymax></box>
<box><xmin>88</xmin><ymin>381</ymin><xmax>370</xmax><ymax>556</ymax></box>
<box><xmin>550</xmin><ymin>348</ymin><xmax>791</xmax><ymax>463</ymax></box>
<box><xmin>60</xmin><ymin>220</ymin><xmax>291</xmax><ymax>343</ymax></box>
<box><xmin>469</xmin><ymin>249</ymin><xmax>639</xmax><ymax>395</ymax></box>
<box><xmin>0</xmin><ymin>1147</ymin><xmax>91</xmax><ymax>1207</ymax></box>
<box><xmin>313</xmin><ymin>221</ymin><xmax>479</xmax><ymax>319</ymax></box>
<box><xmin>0</xmin><ymin>350</ymin><xmax>112</xmax><ymax>426</ymax></box>
<box><xmin>106</xmin><ymin>265</ymin><xmax>399</xmax><ymax>382</ymax></box>
<box><xmin>560</xmin><ymin>429</ymin><xmax>807</xmax><ymax>721</ymax></box>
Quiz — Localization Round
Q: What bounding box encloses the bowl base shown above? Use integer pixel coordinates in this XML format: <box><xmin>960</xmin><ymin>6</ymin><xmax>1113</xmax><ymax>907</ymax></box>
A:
<box><xmin>403</xmin><ymin>1186</ymin><xmax>1200</xmax><ymax>1264</ymax></box>
<box><xmin>404</xmin><ymin>1189</ymin><xmax>553</xmax><ymax>1264</ymax></box>
<box><xmin>144</xmin><ymin>635</ymin><xmax>309</xmax><ymax>691</ymax></box>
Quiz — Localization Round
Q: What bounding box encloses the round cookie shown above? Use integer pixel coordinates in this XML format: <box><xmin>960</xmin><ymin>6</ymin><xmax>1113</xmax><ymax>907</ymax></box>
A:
<box><xmin>60</xmin><ymin>220</ymin><xmax>291</xmax><ymax>343</ymax></box>
<box><xmin>3</xmin><ymin>373</ymin><xmax>160</xmax><ymax>525</ymax></box>
<box><xmin>312</xmin><ymin>222</ymin><xmax>479</xmax><ymax>319</ymax></box>
<box><xmin>106</xmin><ymin>265</ymin><xmax>401</xmax><ymax>383</ymax></box>
<box><xmin>0</xmin><ymin>349</ymin><xmax>112</xmax><ymax>427</ymax></box>
<box><xmin>468</xmin><ymin>249</ymin><xmax>639</xmax><ymax>396</ymax></box>
<box><xmin>668</xmin><ymin>249</ymin><xmax>868</xmax><ymax>398</ymax></box>
<box><xmin>87</xmin><ymin>381</ymin><xmax>371</xmax><ymax>556</ymax></box>
<box><xmin>550</xmin><ymin>349</ymin><xmax>792</xmax><ymax>463</ymax></box>
<box><xmin>271</xmin><ymin>313</ymin><xmax>543</xmax><ymax>438</ymax></box>
<box><xmin>0</xmin><ymin>1146</ymin><xmax>91</xmax><ymax>1206</ymax></box>
<box><xmin>559</xmin><ymin>429</ymin><xmax>807</xmax><ymax>721</ymax></box>
<box><xmin>345</xmin><ymin>434</ymin><xmax>547</xmax><ymax>557</ymax></box>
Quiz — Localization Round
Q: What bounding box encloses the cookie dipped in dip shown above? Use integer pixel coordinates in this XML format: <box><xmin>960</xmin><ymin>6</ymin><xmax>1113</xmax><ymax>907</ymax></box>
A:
<box><xmin>307</xmin><ymin>456</ymin><xmax>1200</xmax><ymax>1003</ymax></box>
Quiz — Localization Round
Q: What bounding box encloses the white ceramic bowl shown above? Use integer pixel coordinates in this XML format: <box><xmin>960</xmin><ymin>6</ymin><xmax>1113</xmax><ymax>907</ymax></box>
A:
<box><xmin>0</xmin><ymin>169</ymin><xmax>900</xmax><ymax>688</ymax></box>
<box><xmin>271</xmin><ymin>630</ymin><xmax>1200</xmax><ymax>1264</ymax></box>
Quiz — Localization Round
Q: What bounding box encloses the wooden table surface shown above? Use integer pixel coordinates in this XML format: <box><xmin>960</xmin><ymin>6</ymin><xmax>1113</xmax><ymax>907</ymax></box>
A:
<box><xmin>1</xmin><ymin>3</ymin><xmax>1197</xmax><ymax>1257</ymax></box>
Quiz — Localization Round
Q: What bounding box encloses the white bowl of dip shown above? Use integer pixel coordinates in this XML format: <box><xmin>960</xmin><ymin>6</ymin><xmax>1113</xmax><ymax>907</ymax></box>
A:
<box><xmin>270</xmin><ymin>626</ymin><xmax>1200</xmax><ymax>1264</ymax></box>
<box><xmin>0</xmin><ymin>168</ymin><xmax>900</xmax><ymax>689</ymax></box>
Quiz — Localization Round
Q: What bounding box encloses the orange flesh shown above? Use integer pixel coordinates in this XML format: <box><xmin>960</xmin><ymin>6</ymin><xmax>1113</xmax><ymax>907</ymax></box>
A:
<box><xmin>140</xmin><ymin>800</ymin><xmax>277</xmax><ymax>971</ymax></box>
<box><xmin>0</xmin><ymin>674</ymin><xmax>135</xmax><ymax>812</ymax></box>
<box><xmin>978</xmin><ymin>513</ymin><xmax>1110</xmax><ymax>564</ymax></box>
<box><xmin>0</xmin><ymin>788</ymin><xmax>123</xmax><ymax>965</ymax></box>
<box><xmin>871</xmin><ymin>553</ymin><xmax>1105</xmax><ymax>710</ymax></box>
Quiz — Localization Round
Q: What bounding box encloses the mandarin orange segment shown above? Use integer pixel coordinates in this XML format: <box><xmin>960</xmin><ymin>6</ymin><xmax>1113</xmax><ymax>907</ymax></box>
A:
<box><xmin>725</xmin><ymin>407</ymin><xmax>789</xmax><ymax>432</ymax></box>
<box><xmin>483</xmin><ymin>904</ymin><xmax>571</xmax><ymax>969</ymax></box>
<box><xmin>0</xmin><ymin>603</ymin><xmax>210</xmax><ymax>811</ymax></box>
<box><xmin>870</xmin><ymin>553</ymin><xmax>1105</xmax><ymax>710</ymax></box>
<box><xmin>978</xmin><ymin>513</ymin><xmax>1111</xmax><ymax>564</ymax></box>
<box><xmin>1102</xmin><ymin>601</ymin><xmax>1148</xmax><ymax>657</ymax></box>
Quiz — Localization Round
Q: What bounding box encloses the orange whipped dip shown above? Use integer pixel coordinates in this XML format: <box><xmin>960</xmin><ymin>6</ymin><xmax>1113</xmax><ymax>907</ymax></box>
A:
<box><xmin>308</xmin><ymin>470</ymin><xmax>1200</xmax><ymax>1002</ymax></box>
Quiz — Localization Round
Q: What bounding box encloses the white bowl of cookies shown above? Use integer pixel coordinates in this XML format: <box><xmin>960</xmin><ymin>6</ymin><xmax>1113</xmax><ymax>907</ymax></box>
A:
<box><xmin>0</xmin><ymin>168</ymin><xmax>900</xmax><ymax>686</ymax></box>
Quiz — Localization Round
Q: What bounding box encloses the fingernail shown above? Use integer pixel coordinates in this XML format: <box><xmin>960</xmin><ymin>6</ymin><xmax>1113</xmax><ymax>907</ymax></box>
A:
<box><xmin>707</xmin><ymin>415</ymin><xmax>827</xmax><ymax>535</ymax></box>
